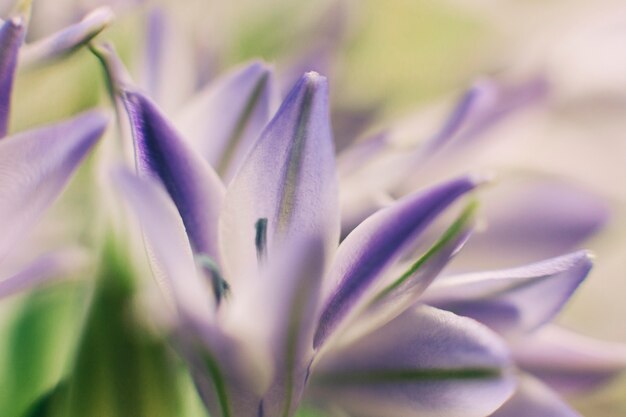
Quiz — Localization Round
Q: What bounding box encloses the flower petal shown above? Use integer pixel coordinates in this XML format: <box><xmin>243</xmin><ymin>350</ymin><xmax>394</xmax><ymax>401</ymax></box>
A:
<box><xmin>112</xmin><ymin>169</ymin><xmax>214</xmax><ymax>324</ymax></box>
<box><xmin>223</xmin><ymin>236</ymin><xmax>326</xmax><ymax>417</ymax></box>
<box><xmin>489</xmin><ymin>375</ymin><xmax>581</xmax><ymax>417</ymax></box>
<box><xmin>310</xmin><ymin>306</ymin><xmax>515</xmax><ymax>417</ymax></box>
<box><xmin>0</xmin><ymin>248</ymin><xmax>89</xmax><ymax>299</ymax></box>
<box><xmin>0</xmin><ymin>110</ymin><xmax>107</xmax><ymax>262</ymax></box>
<box><xmin>121</xmin><ymin>90</ymin><xmax>225</xmax><ymax>265</ymax></box>
<box><xmin>314</xmin><ymin>176</ymin><xmax>480</xmax><ymax>348</ymax></box>
<box><xmin>19</xmin><ymin>7</ymin><xmax>114</xmax><ymax>69</ymax></box>
<box><xmin>423</xmin><ymin>251</ymin><xmax>593</xmax><ymax>335</ymax></box>
<box><xmin>512</xmin><ymin>325</ymin><xmax>626</xmax><ymax>395</ymax></box>
<box><xmin>176</xmin><ymin>60</ymin><xmax>279</xmax><ymax>181</ymax></box>
<box><xmin>219</xmin><ymin>72</ymin><xmax>339</xmax><ymax>291</ymax></box>
<box><xmin>346</xmin><ymin>201</ymin><xmax>476</xmax><ymax>343</ymax></box>
<box><xmin>453</xmin><ymin>178</ymin><xmax>609</xmax><ymax>269</ymax></box>
<box><xmin>0</xmin><ymin>16</ymin><xmax>25</xmax><ymax>137</ymax></box>
<box><xmin>138</xmin><ymin>8</ymin><xmax>197</xmax><ymax>112</ymax></box>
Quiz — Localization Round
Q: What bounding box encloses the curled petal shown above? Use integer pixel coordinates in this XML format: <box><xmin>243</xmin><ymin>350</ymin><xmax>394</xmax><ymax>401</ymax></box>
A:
<box><xmin>0</xmin><ymin>16</ymin><xmax>25</xmax><ymax>137</ymax></box>
<box><xmin>423</xmin><ymin>251</ymin><xmax>593</xmax><ymax>335</ymax></box>
<box><xmin>220</xmin><ymin>72</ymin><xmax>339</xmax><ymax>291</ymax></box>
<box><xmin>310</xmin><ymin>306</ymin><xmax>515</xmax><ymax>417</ymax></box>
<box><xmin>0</xmin><ymin>110</ymin><xmax>107</xmax><ymax>262</ymax></box>
<box><xmin>176</xmin><ymin>60</ymin><xmax>279</xmax><ymax>181</ymax></box>
<box><xmin>112</xmin><ymin>169</ymin><xmax>214</xmax><ymax>324</ymax></box>
<box><xmin>122</xmin><ymin>90</ymin><xmax>225</xmax><ymax>266</ymax></box>
<box><xmin>512</xmin><ymin>325</ymin><xmax>626</xmax><ymax>395</ymax></box>
<box><xmin>489</xmin><ymin>376</ymin><xmax>581</xmax><ymax>417</ymax></box>
<box><xmin>19</xmin><ymin>7</ymin><xmax>114</xmax><ymax>69</ymax></box>
<box><xmin>314</xmin><ymin>176</ymin><xmax>480</xmax><ymax>348</ymax></box>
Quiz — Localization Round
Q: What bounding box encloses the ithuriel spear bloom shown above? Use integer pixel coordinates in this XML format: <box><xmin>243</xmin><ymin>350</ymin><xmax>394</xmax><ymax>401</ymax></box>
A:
<box><xmin>93</xmin><ymin>35</ymin><xmax>615</xmax><ymax>413</ymax></box>
<box><xmin>113</xmin><ymin>73</ymin><xmax>514</xmax><ymax>417</ymax></box>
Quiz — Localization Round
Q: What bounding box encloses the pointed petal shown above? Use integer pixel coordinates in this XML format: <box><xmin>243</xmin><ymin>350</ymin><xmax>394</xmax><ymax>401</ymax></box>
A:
<box><xmin>489</xmin><ymin>376</ymin><xmax>581</xmax><ymax>417</ymax></box>
<box><xmin>0</xmin><ymin>16</ymin><xmax>25</xmax><ymax>137</ymax></box>
<box><xmin>513</xmin><ymin>325</ymin><xmax>626</xmax><ymax>395</ymax></box>
<box><xmin>223</xmin><ymin>236</ymin><xmax>326</xmax><ymax>417</ymax></box>
<box><xmin>423</xmin><ymin>251</ymin><xmax>593</xmax><ymax>335</ymax></box>
<box><xmin>0</xmin><ymin>248</ymin><xmax>89</xmax><ymax>299</ymax></box>
<box><xmin>314</xmin><ymin>176</ymin><xmax>480</xmax><ymax>348</ymax></box>
<box><xmin>176</xmin><ymin>60</ymin><xmax>279</xmax><ymax>181</ymax></box>
<box><xmin>219</xmin><ymin>72</ymin><xmax>339</xmax><ymax>291</ymax></box>
<box><xmin>19</xmin><ymin>7</ymin><xmax>114</xmax><ymax>69</ymax></box>
<box><xmin>310</xmin><ymin>306</ymin><xmax>515</xmax><ymax>417</ymax></box>
<box><xmin>0</xmin><ymin>110</ymin><xmax>107</xmax><ymax>262</ymax></box>
<box><xmin>112</xmin><ymin>169</ymin><xmax>214</xmax><ymax>323</ymax></box>
<box><xmin>122</xmin><ymin>90</ymin><xmax>225</xmax><ymax>264</ymax></box>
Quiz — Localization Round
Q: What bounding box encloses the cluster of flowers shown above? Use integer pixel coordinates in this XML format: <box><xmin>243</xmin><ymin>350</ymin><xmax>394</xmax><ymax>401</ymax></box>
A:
<box><xmin>1</xmin><ymin>2</ymin><xmax>624</xmax><ymax>417</ymax></box>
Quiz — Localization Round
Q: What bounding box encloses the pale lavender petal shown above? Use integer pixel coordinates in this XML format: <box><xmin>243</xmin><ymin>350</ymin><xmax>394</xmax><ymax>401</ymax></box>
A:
<box><xmin>0</xmin><ymin>248</ymin><xmax>89</xmax><ymax>299</ymax></box>
<box><xmin>176</xmin><ymin>60</ymin><xmax>278</xmax><ymax>182</ymax></box>
<box><xmin>0</xmin><ymin>110</ymin><xmax>108</xmax><ymax>262</ymax></box>
<box><xmin>454</xmin><ymin>179</ymin><xmax>609</xmax><ymax>269</ymax></box>
<box><xmin>0</xmin><ymin>16</ymin><xmax>25</xmax><ymax>137</ymax></box>
<box><xmin>223</xmin><ymin>236</ymin><xmax>326</xmax><ymax>417</ymax></box>
<box><xmin>310</xmin><ymin>306</ymin><xmax>515</xmax><ymax>417</ymax></box>
<box><xmin>456</xmin><ymin>76</ymin><xmax>548</xmax><ymax>146</ymax></box>
<box><xmin>219</xmin><ymin>72</ymin><xmax>339</xmax><ymax>292</ymax></box>
<box><xmin>489</xmin><ymin>376</ymin><xmax>581</xmax><ymax>417</ymax></box>
<box><xmin>138</xmin><ymin>7</ymin><xmax>196</xmax><ymax>112</ymax></box>
<box><xmin>423</xmin><ymin>251</ymin><xmax>593</xmax><ymax>335</ymax></box>
<box><xmin>19</xmin><ymin>7</ymin><xmax>114</xmax><ymax>69</ymax></box>
<box><xmin>314</xmin><ymin>176</ymin><xmax>480</xmax><ymax>348</ymax></box>
<box><xmin>512</xmin><ymin>325</ymin><xmax>626</xmax><ymax>395</ymax></box>
<box><xmin>122</xmin><ymin>90</ymin><xmax>225</xmax><ymax>266</ymax></box>
<box><xmin>113</xmin><ymin>169</ymin><xmax>214</xmax><ymax>324</ymax></box>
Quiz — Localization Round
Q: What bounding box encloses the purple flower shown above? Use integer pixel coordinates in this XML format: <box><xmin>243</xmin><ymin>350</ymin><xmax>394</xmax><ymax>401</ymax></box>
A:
<box><xmin>92</xmin><ymin>15</ymin><xmax>621</xmax><ymax>417</ymax></box>
<box><xmin>106</xmin><ymin>53</ymin><xmax>517</xmax><ymax>415</ymax></box>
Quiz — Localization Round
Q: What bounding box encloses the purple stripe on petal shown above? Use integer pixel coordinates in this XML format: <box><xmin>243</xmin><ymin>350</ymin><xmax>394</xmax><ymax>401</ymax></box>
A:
<box><xmin>423</xmin><ymin>251</ymin><xmax>593</xmax><ymax>335</ymax></box>
<box><xmin>0</xmin><ymin>110</ymin><xmax>107</xmax><ymax>262</ymax></box>
<box><xmin>314</xmin><ymin>176</ymin><xmax>480</xmax><ymax>348</ymax></box>
<box><xmin>19</xmin><ymin>7</ymin><xmax>114</xmax><ymax>69</ymax></box>
<box><xmin>0</xmin><ymin>16</ymin><xmax>25</xmax><ymax>137</ymax></box>
<box><xmin>176</xmin><ymin>60</ymin><xmax>279</xmax><ymax>182</ymax></box>
<box><xmin>489</xmin><ymin>376</ymin><xmax>581</xmax><ymax>417</ymax></box>
<box><xmin>122</xmin><ymin>90</ymin><xmax>225</xmax><ymax>265</ymax></box>
<box><xmin>512</xmin><ymin>325</ymin><xmax>626</xmax><ymax>395</ymax></box>
<box><xmin>347</xmin><ymin>205</ymin><xmax>476</xmax><ymax>341</ymax></box>
<box><xmin>219</xmin><ymin>72</ymin><xmax>339</xmax><ymax>292</ymax></box>
<box><xmin>310</xmin><ymin>306</ymin><xmax>514</xmax><ymax>417</ymax></box>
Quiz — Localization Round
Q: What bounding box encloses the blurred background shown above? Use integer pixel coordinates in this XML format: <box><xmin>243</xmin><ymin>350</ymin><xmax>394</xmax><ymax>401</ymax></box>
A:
<box><xmin>1</xmin><ymin>0</ymin><xmax>625</xmax><ymax>415</ymax></box>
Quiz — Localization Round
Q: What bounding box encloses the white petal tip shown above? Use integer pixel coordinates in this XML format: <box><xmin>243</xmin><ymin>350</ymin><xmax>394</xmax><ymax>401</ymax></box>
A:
<box><xmin>304</xmin><ymin>71</ymin><xmax>326</xmax><ymax>86</ymax></box>
<box><xmin>469</xmin><ymin>171</ymin><xmax>497</xmax><ymax>187</ymax></box>
<box><xmin>87</xmin><ymin>6</ymin><xmax>115</xmax><ymax>26</ymax></box>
